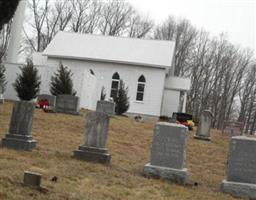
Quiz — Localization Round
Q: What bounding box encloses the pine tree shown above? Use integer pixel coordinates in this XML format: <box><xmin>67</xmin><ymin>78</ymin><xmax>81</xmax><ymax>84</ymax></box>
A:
<box><xmin>0</xmin><ymin>0</ymin><xmax>20</xmax><ymax>31</ymax></box>
<box><xmin>113</xmin><ymin>80</ymin><xmax>130</xmax><ymax>115</ymax></box>
<box><xmin>50</xmin><ymin>62</ymin><xmax>76</xmax><ymax>96</ymax></box>
<box><xmin>0</xmin><ymin>62</ymin><xmax>7</xmax><ymax>93</ymax></box>
<box><xmin>13</xmin><ymin>60</ymin><xmax>41</xmax><ymax>101</ymax></box>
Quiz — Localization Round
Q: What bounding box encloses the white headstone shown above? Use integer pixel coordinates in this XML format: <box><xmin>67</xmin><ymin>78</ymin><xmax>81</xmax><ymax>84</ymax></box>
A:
<box><xmin>194</xmin><ymin>110</ymin><xmax>213</xmax><ymax>141</ymax></box>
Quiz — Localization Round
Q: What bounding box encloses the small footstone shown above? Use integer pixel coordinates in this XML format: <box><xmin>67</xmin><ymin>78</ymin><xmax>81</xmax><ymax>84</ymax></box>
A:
<box><xmin>24</xmin><ymin>171</ymin><xmax>42</xmax><ymax>188</ymax></box>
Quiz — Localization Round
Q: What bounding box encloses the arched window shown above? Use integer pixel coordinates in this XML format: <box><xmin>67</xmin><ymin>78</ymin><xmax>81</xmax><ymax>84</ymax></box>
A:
<box><xmin>136</xmin><ymin>75</ymin><xmax>146</xmax><ymax>101</ymax></box>
<box><xmin>110</xmin><ymin>72</ymin><xmax>120</xmax><ymax>98</ymax></box>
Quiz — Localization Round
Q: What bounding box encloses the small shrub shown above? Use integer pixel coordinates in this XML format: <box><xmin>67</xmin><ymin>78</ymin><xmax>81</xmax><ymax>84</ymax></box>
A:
<box><xmin>50</xmin><ymin>62</ymin><xmax>76</xmax><ymax>96</ymax></box>
<box><xmin>13</xmin><ymin>60</ymin><xmax>41</xmax><ymax>101</ymax></box>
<box><xmin>113</xmin><ymin>79</ymin><xmax>130</xmax><ymax>115</ymax></box>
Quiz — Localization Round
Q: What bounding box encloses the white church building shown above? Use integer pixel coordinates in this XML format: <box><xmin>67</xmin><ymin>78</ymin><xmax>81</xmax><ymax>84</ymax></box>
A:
<box><xmin>3</xmin><ymin>1</ymin><xmax>190</xmax><ymax>117</ymax></box>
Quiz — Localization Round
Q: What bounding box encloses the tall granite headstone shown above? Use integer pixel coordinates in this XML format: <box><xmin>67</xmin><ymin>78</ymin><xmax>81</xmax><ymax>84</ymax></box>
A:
<box><xmin>143</xmin><ymin>122</ymin><xmax>189</xmax><ymax>184</ymax></box>
<box><xmin>56</xmin><ymin>95</ymin><xmax>80</xmax><ymax>115</ymax></box>
<box><xmin>37</xmin><ymin>94</ymin><xmax>56</xmax><ymax>108</ymax></box>
<box><xmin>194</xmin><ymin>110</ymin><xmax>213</xmax><ymax>141</ymax></box>
<box><xmin>221</xmin><ymin>136</ymin><xmax>256</xmax><ymax>199</ymax></box>
<box><xmin>1</xmin><ymin>101</ymin><xmax>36</xmax><ymax>151</ymax></box>
<box><xmin>96</xmin><ymin>100</ymin><xmax>115</xmax><ymax>115</ymax></box>
<box><xmin>74</xmin><ymin>111</ymin><xmax>111</xmax><ymax>164</ymax></box>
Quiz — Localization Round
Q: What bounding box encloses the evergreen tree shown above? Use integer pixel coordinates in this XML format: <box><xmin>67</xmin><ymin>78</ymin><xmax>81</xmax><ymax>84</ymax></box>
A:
<box><xmin>13</xmin><ymin>60</ymin><xmax>41</xmax><ymax>101</ymax></box>
<box><xmin>113</xmin><ymin>80</ymin><xmax>130</xmax><ymax>115</ymax></box>
<box><xmin>0</xmin><ymin>0</ymin><xmax>20</xmax><ymax>31</ymax></box>
<box><xmin>50</xmin><ymin>62</ymin><xmax>76</xmax><ymax>96</ymax></box>
<box><xmin>0</xmin><ymin>62</ymin><xmax>7</xmax><ymax>93</ymax></box>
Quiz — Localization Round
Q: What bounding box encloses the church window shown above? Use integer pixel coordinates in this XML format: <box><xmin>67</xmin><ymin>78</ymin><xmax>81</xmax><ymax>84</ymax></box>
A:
<box><xmin>136</xmin><ymin>75</ymin><xmax>146</xmax><ymax>101</ymax></box>
<box><xmin>110</xmin><ymin>72</ymin><xmax>120</xmax><ymax>98</ymax></box>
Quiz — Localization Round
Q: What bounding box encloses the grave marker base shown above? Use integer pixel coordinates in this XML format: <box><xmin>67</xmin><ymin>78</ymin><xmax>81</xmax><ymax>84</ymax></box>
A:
<box><xmin>193</xmin><ymin>134</ymin><xmax>211</xmax><ymax>141</ymax></box>
<box><xmin>74</xmin><ymin>146</ymin><xmax>111</xmax><ymax>164</ymax></box>
<box><xmin>221</xmin><ymin>180</ymin><xmax>256</xmax><ymax>199</ymax></box>
<box><xmin>1</xmin><ymin>134</ymin><xmax>36</xmax><ymax>151</ymax></box>
<box><xmin>143</xmin><ymin>163</ymin><xmax>188</xmax><ymax>185</ymax></box>
<box><xmin>56</xmin><ymin>109</ymin><xmax>80</xmax><ymax>115</ymax></box>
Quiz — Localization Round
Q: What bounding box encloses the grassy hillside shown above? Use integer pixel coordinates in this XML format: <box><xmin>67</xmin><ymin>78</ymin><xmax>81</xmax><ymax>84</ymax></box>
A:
<box><xmin>0</xmin><ymin>101</ymin><xmax>236</xmax><ymax>200</ymax></box>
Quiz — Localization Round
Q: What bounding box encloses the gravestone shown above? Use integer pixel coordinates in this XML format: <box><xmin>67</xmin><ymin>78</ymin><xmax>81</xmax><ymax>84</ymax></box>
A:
<box><xmin>96</xmin><ymin>100</ymin><xmax>115</xmax><ymax>115</ymax></box>
<box><xmin>221</xmin><ymin>136</ymin><xmax>256</xmax><ymax>199</ymax></box>
<box><xmin>74</xmin><ymin>111</ymin><xmax>111</xmax><ymax>164</ymax></box>
<box><xmin>1</xmin><ymin>101</ymin><xmax>37</xmax><ymax>151</ymax></box>
<box><xmin>24</xmin><ymin>171</ymin><xmax>42</xmax><ymax>187</ymax></box>
<box><xmin>55</xmin><ymin>95</ymin><xmax>80</xmax><ymax>115</ymax></box>
<box><xmin>222</xmin><ymin>121</ymin><xmax>243</xmax><ymax>136</ymax></box>
<box><xmin>37</xmin><ymin>94</ymin><xmax>56</xmax><ymax>108</ymax></box>
<box><xmin>143</xmin><ymin>122</ymin><xmax>189</xmax><ymax>184</ymax></box>
<box><xmin>194</xmin><ymin>110</ymin><xmax>213</xmax><ymax>141</ymax></box>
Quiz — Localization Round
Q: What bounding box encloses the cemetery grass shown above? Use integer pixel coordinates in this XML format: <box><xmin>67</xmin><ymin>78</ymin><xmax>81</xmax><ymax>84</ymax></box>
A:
<box><xmin>0</xmin><ymin>101</ymin><xmax>236</xmax><ymax>200</ymax></box>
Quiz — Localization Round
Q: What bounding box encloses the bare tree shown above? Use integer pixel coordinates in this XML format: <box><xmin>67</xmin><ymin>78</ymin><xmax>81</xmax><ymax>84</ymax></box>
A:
<box><xmin>45</xmin><ymin>0</ymin><xmax>73</xmax><ymax>42</ymax></box>
<box><xmin>0</xmin><ymin>22</ymin><xmax>11</xmax><ymax>61</ymax></box>
<box><xmin>155</xmin><ymin>17</ymin><xmax>197</xmax><ymax>76</ymax></box>
<box><xmin>70</xmin><ymin>0</ymin><xmax>102</xmax><ymax>34</ymax></box>
<box><xmin>127</xmin><ymin>14</ymin><xmax>154</xmax><ymax>38</ymax></box>
<box><xmin>99</xmin><ymin>0</ymin><xmax>133</xmax><ymax>36</ymax></box>
<box><xmin>27</xmin><ymin>0</ymin><xmax>49</xmax><ymax>52</ymax></box>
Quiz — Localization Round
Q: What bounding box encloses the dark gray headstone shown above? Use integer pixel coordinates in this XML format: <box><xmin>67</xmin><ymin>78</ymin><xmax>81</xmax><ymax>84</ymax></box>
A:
<box><xmin>143</xmin><ymin>122</ymin><xmax>189</xmax><ymax>184</ymax></box>
<box><xmin>23</xmin><ymin>171</ymin><xmax>42</xmax><ymax>187</ymax></box>
<box><xmin>227</xmin><ymin>137</ymin><xmax>256</xmax><ymax>183</ymax></box>
<box><xmin>37</xmin><ymin>94</ymin><xmax>56</xmax><ymax>107</ymax></box>
<box><xmin>96</xmin><ymin>100</ymin><xmax>115</xmax><ymax>115</ymax></box>
<box><xmin>56</xmin><ymin>95</ymin><xmax>80</xmax><ymax>115</ymax></box>
<box><xmin>74</xmin><ymin>111</ymin><xmax>111</xmax><ymax>164</ymax></box>
<box><xmin>221</xmin><ymin>136</ymin><xmax>256</xmax><ymax>199</ymax></box>
<box><xmin>1</xmin><ymin>101</ymin><xmax>37</xmax><ymax>151</ymax></box>
<box><xmin>150</xmin><ymin>123</ymin><xmax>187</xmax><ymax>169</ymax></box>
<box><xmin>194</xmin><ymin>110</ymin><xmax>213</xmax><ymax>141</ymax></box>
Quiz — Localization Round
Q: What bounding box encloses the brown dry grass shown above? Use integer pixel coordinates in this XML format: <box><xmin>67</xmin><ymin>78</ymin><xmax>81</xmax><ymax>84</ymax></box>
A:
<box><xmin>0</xmin><ymin>101</ymin><xmax>236</xmax><ymax>200</ymax></box>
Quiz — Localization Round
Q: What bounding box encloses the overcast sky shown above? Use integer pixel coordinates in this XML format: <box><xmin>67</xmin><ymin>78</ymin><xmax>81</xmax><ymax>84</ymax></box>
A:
<box><xmin>128</xmin><ymin>0</ymin><xmax>255</xmax><ymax>52</ymax></box>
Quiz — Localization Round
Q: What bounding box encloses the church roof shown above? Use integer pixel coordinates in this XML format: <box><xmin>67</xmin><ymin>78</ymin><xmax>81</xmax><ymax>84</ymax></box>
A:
<box><xmin>43</xmin><ymin>31</ymin><xmax>175</xmax><ymax>69</ymax></box>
